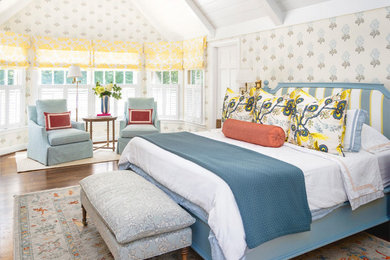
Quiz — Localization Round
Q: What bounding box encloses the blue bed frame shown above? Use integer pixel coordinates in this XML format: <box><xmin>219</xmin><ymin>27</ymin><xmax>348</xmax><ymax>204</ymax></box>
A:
<box><xmin>189</xmin><ymin>82</ymin><xmax>390</xmax><ymax>260</ymax></box>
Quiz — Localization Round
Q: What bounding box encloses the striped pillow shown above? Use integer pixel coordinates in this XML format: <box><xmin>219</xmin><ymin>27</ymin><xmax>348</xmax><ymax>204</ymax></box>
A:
<box><xmin>344</xmin><ymin>109</ymin><xmax>368</xmax><ymax>152</ymax></box>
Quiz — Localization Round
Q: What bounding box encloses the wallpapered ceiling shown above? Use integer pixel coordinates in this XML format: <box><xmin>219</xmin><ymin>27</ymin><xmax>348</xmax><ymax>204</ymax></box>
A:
<box><xmin>240</xmin><ymin>7</ymin><xmax>390</xmax><ymax>90</ymax></box>
<box><xmin>1</xmin><ymin>0</ymin><xmax>164</xmax><ymax>42</ymax></box>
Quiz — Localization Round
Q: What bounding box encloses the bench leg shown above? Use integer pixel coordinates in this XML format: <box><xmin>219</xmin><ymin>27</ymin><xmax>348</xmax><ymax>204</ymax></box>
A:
<box><xmin>181</xmin><ymin>247</ymin><xmax>189</xmax><ymax>260</ymax></box>
<box><xmin>82</xmin><ymin>205</ymin><xmax>88</xmax><ymax>226</ymax></box>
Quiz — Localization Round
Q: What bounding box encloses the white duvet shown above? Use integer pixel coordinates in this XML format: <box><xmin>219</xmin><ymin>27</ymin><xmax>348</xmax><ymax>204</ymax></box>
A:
<box><xmin>118</xmin><ymin>130</ymin><xmax>384</xmax><ymax>260</ymax></box>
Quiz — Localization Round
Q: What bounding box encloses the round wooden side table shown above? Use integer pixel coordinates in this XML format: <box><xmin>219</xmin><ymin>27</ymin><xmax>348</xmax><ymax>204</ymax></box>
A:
<box><xmin>82</xmin><ymin>116</ymin><xmax>117</xmax><ymax>151</ymax></box>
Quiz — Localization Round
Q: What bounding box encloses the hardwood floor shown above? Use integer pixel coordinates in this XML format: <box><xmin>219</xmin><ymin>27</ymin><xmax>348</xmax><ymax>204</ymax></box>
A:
<box><xmin>2</xmin><ymin>152</ymin><xmax>388</xmax><ymax>260</ymax></box>
<box><xmin>0</xmin><ymin>152</ymin><xmax>118</xmax><ymax>260</ymax></box>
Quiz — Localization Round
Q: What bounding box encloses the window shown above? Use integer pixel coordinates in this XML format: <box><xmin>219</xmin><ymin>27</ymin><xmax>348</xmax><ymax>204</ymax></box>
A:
<box><xmin>93</xmin><ymin>70</ymin><xmax>138</xmax><ymax>116</ymax></box>
<box><xmin>38</xmin><ymin>69</ymin><xmax>89</xmax><ymax>120</ymax></box>
<box><xmin>148</xmin><ymin>71</ymin><xmax>180</xmax><ymax>120</ymax></box>
<box><xmin>0</xmin><ymin>69</ymin><xmax>24</xmax><ymax>129</ymax></box>
<box><xmin>184</xmin><ymin>70</ymin><xmax>204</xmax><ymax>124</ymax></box>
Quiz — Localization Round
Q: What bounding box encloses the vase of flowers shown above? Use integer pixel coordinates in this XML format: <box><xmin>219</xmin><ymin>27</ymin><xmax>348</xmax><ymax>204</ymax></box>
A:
<box><xmin>93</xmin><ymin>82</ymin><xmax>122</xmax><ymax>116</ymax></box>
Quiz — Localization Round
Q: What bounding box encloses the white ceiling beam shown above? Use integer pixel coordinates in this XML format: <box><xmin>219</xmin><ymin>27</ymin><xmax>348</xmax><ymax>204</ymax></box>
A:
<box><xmin>260</xmin><ymin>0</ymin><xmax>285</xmax><ymax>26</ymax></box>
<box><xmin>214</xmin><ymin>0</ymin><xmax>389</xmax><ymax>40</ymax></box>
<box><xmin>0</xmin><ymin>0</ymin><xmax>34</xmax><ymax>26</ymax></box>
<box><xmin>184</xmin><ymin>0</ymin><xmax>216</xmax><ymax>37</ymax></box>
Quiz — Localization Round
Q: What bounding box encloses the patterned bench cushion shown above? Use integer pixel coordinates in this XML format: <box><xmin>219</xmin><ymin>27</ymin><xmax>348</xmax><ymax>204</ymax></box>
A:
<box><xmin>80</xmin><ymin>189</ymin><xmax>192</xmax><ymax>260</ymax></box>
<box><xmin>79</xmin><ymin>171</ymin><xmax>195</xmax><ymax>244</ymax></box>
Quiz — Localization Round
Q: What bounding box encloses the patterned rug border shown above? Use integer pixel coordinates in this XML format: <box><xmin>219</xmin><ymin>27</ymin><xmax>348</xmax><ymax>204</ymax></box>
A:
<box><xmin>13</xmin><ymin>185</ymin><xmax>81</xmax><ymax>260</ymax></box>
<box><xmin>13</xmin><ymin>185</ymin><xmax>390</xmax><ymax>260</ymax></box>
<box><xmin>13</xmin><ymin>185</ymin><xmax>80</xmax><ymax>198</ymax></box>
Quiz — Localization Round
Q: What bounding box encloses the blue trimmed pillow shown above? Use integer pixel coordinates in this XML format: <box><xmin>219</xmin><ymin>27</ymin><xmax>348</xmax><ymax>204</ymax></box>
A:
<box><xmin>344</xmin><ymin>109</ymin><xmax>368</xmax><ymax>152</ymax></box>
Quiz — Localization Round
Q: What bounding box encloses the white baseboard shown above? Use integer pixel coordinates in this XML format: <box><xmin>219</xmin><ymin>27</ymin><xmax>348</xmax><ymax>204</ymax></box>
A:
<box><xmin>0</xmin><ymin>143</ymin><xmax>27</xmax><ymax>156</ymax></box>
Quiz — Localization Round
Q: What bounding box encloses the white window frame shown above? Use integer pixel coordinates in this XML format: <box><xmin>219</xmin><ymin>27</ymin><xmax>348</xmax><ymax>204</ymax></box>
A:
<box><xmin>92</xmin><ymin>69</ymin><xmax>140</xmax><ymax>118</ymax></box>
<box><xmin>184</xmin><ymin>69</ymin><xmax>204</xmax><ymax>124</ymax></box>
<box><xmin>37</xmin><ymin>68</ymin><xmax>91</xmax><ymax>120</ymax></box>
<box><xmin>37</xmin><ymin>68</ymin><xmax>141</xmax><ymax>120</ymax></box>
<box><xmin>0</xmin><ymin>68</ymin><xmax>25</xmax><ymax>130</ymax></box>
<box><xmin>147</xmin><ymin>70</ymin><xmax>181</xmax><ymax>120</ymax></box>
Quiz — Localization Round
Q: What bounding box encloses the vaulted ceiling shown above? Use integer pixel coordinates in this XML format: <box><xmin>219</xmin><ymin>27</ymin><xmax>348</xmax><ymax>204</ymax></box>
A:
<box><xmin>0</xmin><ymin>0</ymin><xmax>165</xmax><ymax>42</ymax></box>
<box><xmin>0</xmin><ymin>0</ymin><xmax>388</xmax><ymax>42</ymax></box>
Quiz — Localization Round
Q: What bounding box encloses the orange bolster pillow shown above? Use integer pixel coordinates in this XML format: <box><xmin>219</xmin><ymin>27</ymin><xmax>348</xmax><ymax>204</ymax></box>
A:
<box><xmin>222</xmin><ymin>119</ymin><xmax>285</xmax><ymax>148</ymax></box>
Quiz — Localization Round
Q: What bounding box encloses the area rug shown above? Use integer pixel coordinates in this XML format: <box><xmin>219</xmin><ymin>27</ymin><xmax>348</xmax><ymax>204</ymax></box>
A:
<box><xmin>15</xmin><ymin>150</ymin><xmax>121</xmax><ymax>173</ymax></box>
<box><xmin>14</xmin><ymin>186</ymin><xmax>390</xmax><ymax>260</ymax></box>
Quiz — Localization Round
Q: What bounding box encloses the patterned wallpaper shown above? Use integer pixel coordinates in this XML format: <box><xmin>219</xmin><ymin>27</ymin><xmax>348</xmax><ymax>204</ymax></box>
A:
<box><xmin>240</xmin><ymin>7</ymin><xmax>390</xmax><ymax>90</ymax></box>
<box><xmin>2</xmin><ymin>6</ymin><xmax>390</xmax><ymax>154</ymax></box>
<box><xmin>1</xmin><ymin>0</ymin><xmax>164</xmax><ymax>42</ymax></box>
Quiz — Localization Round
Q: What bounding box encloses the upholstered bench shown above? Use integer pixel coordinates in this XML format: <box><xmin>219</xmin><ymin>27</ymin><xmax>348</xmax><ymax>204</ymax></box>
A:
<box><xmin>79</xmin><ymin>171</ymin><xmax>195</xmax><ymax>260</ymax></box>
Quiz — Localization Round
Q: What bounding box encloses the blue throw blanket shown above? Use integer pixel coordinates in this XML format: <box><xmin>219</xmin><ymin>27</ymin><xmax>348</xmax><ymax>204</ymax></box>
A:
<box><xmin>138</xmin><ymin>132</ymin><xmax>311</xmax><ymax>248</ymax></box>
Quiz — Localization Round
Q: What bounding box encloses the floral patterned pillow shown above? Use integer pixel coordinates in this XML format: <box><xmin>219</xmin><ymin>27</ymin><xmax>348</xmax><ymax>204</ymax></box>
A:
<box><xmin>288</xmin><ymin>89</ymin><xmax>351</xmax><ymax>156</ymax></box>
<box><xmin>222</xmin><ymin>87</ymin><xmax>256</xmax><ymax>122</ymax></box>
<box><xmin>253</xmin><ymin>89</ymin><xmax>295</xmax><ymax>136</ymax></box>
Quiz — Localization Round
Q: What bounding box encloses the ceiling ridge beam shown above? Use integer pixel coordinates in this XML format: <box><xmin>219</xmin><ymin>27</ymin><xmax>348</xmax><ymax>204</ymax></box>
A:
<box><xmin>261</xmin><ymin>0</ymin><xmax>285</xmax><ymax>26</ymax></box>
<box><xmin>184</xmin><ymin>0</ymin><xmax>216</xmax><ymax>38</ymax></box>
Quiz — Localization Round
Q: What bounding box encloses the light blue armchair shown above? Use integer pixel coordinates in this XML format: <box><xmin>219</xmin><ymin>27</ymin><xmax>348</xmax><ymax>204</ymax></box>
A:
<box><xmin>27</xmin><ymin>99</ymin><xmax>93</xmax><ymax>166</ymax></box>
<box><xmin>117</xmin><ymin>98</ymin><xmax>161</xmax><ymax>154</ymax></box>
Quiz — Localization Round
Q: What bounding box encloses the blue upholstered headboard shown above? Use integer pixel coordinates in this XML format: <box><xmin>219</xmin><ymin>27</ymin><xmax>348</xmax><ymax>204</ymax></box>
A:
<box><xmin>263</xmin><ymin>82</ymin><xmax>390</xmax><ymax>139</ymax></box>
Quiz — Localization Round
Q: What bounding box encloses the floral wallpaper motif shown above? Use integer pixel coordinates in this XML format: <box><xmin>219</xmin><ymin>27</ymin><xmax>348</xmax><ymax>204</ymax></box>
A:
<box><xmin>1</xmin><ymin>0</ymin><xmax>164</xmax><ymax>42</ymax></box>
<box><xmin>3</xmin><ymin>6</ymin><xmax>390</xmax><ymax>153</ymax></box>
<box><xmin>239</xmin><ymin>7</ymin><xmax>390</xmax><ymax>90</ymax></box>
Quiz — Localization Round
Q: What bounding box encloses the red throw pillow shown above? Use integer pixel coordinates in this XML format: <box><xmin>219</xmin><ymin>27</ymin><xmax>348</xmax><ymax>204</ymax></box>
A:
<box><xmin>222</xmin><ymin>119</ymin><xmax>285</xmax><ymax>148</ymax></box>
<box><xmin>44</xmin><ymin>111</ymin><xmax>72</xmax><ymax>131</ymax></box>
<box><xmin>128</xmin><ymin>109</ymin><xmax>153</xmax><ymax>125</ymax></box>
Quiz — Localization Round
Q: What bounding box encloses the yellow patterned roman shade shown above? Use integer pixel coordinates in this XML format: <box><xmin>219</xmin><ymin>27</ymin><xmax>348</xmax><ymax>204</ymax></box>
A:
<box><xmin>183</xmin><ymin>36</ymin><xmax>206</xmax><ymax>69</ymax></box>
<box><xmin>93</xmin><ymin>40</ymin><xmax>142</xmax><ymax>69</ymax></box>
<box><xmin>144</xmin><ymin>41</ymin><xmax>183</xmax><ymax>70</ymax></box>
<box><xmin>0</xmin><ymin>31</ymin><xmax>30</xmax><ymax>68</ymax></box>
<box><xmin>32</xmin><ymin>36</ymin><xmax>92</xmax><ymax>68</ymax></box>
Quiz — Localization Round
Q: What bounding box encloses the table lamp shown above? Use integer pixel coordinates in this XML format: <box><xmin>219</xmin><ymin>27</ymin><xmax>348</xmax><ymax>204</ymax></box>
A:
<box><xmin>67</xmin><ymin>65</ymin><xmax>82</xmax><ymax>122</ymax></box>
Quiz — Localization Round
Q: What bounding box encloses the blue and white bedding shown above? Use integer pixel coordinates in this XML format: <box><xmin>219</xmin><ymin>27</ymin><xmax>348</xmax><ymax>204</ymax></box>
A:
<box><xmin>118</xmin><ymin>129</ymin><xmax>387</xmax><ymax>260</ymax></box>
<box><xmin>138</xmin><ymin>132</ymin><xmax>311</xmax><ymax>249</ymax></box>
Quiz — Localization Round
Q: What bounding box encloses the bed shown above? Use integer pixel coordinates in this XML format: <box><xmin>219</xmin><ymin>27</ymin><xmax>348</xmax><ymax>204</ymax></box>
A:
<box><xmin>119</xmin><ymin>82</ymin><xmax>390</xmax><ymax>260</ymax></box>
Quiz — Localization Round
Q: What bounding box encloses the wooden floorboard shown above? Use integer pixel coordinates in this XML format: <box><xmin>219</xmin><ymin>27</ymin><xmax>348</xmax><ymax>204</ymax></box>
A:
<box><xmin>1</xmin><ymin>152</ymin><xmax>388</xmax><ymax>260</ymax></box>
<box><xmin>0</xmin><ymin>152</ymin><xmax>118</xmax><ymax>260</ymax></box>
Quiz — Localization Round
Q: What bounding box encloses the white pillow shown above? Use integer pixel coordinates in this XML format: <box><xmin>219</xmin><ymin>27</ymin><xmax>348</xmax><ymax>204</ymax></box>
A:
<box><xmin>344</xmin><ymin>109</ymin><xmax>367</xmax><ymax>152</ymax></box>
<box><xmin>361</xmin><ymin>124</ymin><xmax>390</xmax><ymax>153</ymax></box>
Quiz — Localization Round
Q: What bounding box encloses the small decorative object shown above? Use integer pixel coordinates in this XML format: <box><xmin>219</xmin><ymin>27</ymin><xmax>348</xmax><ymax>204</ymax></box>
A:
<box><xmin>255</xmin><ymin>80</ymin><xmax>262</xmax><ymax>89</ymax></box>
<box><xmin>236</xmin><ymin>69</ymin><xmax>256</xmax><ymax>94</ymax></box>
<box><xmin>93</xmin><ymin>82</ymin><xmax>122</xmax><ymax>116</ymax></box>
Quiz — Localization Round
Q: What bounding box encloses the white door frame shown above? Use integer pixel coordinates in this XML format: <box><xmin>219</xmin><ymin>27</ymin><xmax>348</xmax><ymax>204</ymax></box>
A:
<box><xmin>207</xmin><ymin>38</ymin><xmax>240</xmax><ymax>129</ymax></box>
